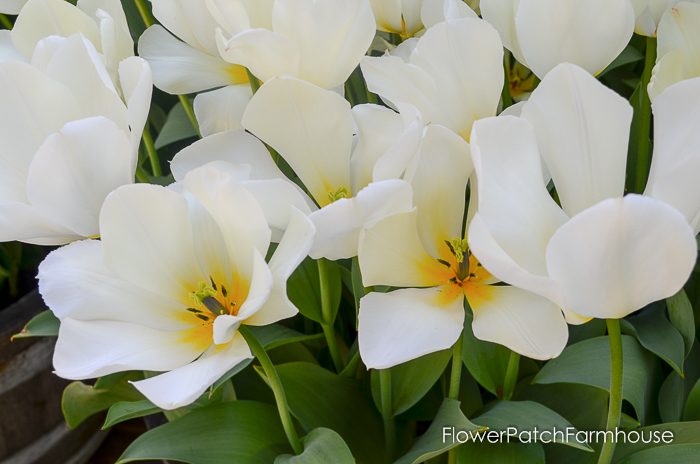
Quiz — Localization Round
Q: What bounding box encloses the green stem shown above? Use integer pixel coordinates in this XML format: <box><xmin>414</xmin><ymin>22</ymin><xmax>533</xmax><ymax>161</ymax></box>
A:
<box><xmin>318</xmin><ymin>259</ymin><xmax>344</xmax><ymax>372</ymax></box>
<box><xmin>135</xmin><ymin>166</ymin><xmax>150</xmax><ymax>183</ymax></box>
<box><xmin>502</xmin><ymin>351</ymin><xmax>521</xmax><ymax>400</ymax></box>
<box><xmin>246</xmin><ymin>68</ymin><xmax>262</xmax><ymax>94</ymax></box>
<box><xmin>0</xmin><ymin>13</ymin><xmax>12</xmax><ymax>30</ymax></box>
<box><xmin>502</xmin><ymin>51</ymin><xmax>514</xmax><ymax>110</ymax></box>
<box><xmin>379</xmin><ymin>369</ymin><xmax>396</xmax><ymax>462</ymax></box>
<box><xmin>142</xmin><ymin>126</ymin><xmax>162</xmax><ymax>177</ymax></box>
<box><xmin>447</xmin><ymin>335</ymin><xmax>464</xmax><ymax>464</ymax></box>
<box><xmin>239</xmin><ymin>326</ymin><xmax>303</xmax><ymax>455</ymax></box>
<box><xmin>634</xmin><ymin>37</ymin><xmax>657</xmax><ymax>193</ymax></box>
<box><xmin>597</xmin><ymin>319</ymin><xmax>624</xmax><ymax>464</ymax></box>
<box><xmin>178</xmin><ymin>95</ymin><xmax>200</xmax><ymax>136</ymax></box>
<box><xmin>133</xmin><ymin>0</ymin><xmax>155</xmax><ymax>27</ymax></box>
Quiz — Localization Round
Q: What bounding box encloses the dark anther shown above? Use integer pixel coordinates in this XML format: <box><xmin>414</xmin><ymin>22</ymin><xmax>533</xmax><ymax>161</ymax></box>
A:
<box><xmin>221</xmin><ymin>285</ymin><xmax>228</xmax><ymax>298</ymax></box>
<box><xmin>186</xmin><ymin>307</ymin><xmax>202</xmax><ymax>314</ymax></box>
<box><xmin>444</xmin><ymin>240</ymin><xmax>456</xmax><ymax>255</ymax></box>
<box><xmin>202</xmin><ymin>296</ymin><xmax>227</xmax><ymax>316</ymax></box>
<box><xmin>437</xmin><ymin>258</ymin><xmax>452</xmax><ymax>268</ymax></box>
<box><xmin>209</xmin><ymin>277</ymin><xmax>218</xmax><ymax>291</ymax></box>
<box><xmin>195</xmin><ymin>314</ymin><xmax>209</xmax><ymax>321</ymax></box>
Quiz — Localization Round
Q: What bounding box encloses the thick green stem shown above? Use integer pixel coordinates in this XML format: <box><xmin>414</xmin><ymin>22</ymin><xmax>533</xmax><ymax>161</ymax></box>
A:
<box><xmin>133</xmin><ymin>0</ymin><xmax>155</xmax><ymax>27</ymax></box>
<box><xmin>447</xmin><ymin>335</ymin><xmax>464</xmax><ymax>464</ymax></box>
<box><xmin>0</xmin><ymin>13</ymin><xmax>12</xmax><ymax>29</ymax></box>
<box><xmin>502</xmin><ymin>351</ymin><xmax>521</xmax><ymax>400</ymax></box>
<box><xmin>239</xmin><ymin>326</ymin><xmax>303</xmax><ymax>455</ymax></box>
<box><xmin>379</xmin><ymin>369</ymin><xmax>396</xmax><ymax>462</ymax></box>
<box><xmin>634</xmin><ymin>37</ymin><xmax>657</xmax><ymax>193</ymax></box>
<box><xmin>318</xmin><ymin>259</ymin><xmax>344</xmax><ymax>371</ymax></box>
<box><xmin>597</xmin><ymin>319</ymin><xmax>624</xmax><ymax>464</ymax></box>
<box><xmin>142</xmin><ymin>126</ymin><xmax>161</xmax><ymax>177</ymax></box>
<box><xmin>178</xmin><ymin>95</ymin><xmax>200</xmax><ymax>136</ymax></box>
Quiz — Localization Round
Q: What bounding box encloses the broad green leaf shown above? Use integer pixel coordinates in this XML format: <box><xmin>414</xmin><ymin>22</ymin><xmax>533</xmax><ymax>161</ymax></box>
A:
<box><xmin>457</xmin><ymin>442</ymin><xmax>545</xmax><ymax>464</ymax></box>
<box><xmin>11</xmin><ymin>310</ymin><xmax>59</xmax><ymax>339</ymax></box>
<box><xmin>275</xmin><ymin>362</ymin><xmax>384</xmax><ymax>463</ymax></box>
<box><xmin>598</xmin><ymin>45</ymin><xmax>644</xmax><ymax>77</ymax></box>
<box><xmin>211</xmin><ymin>359</ymin><xmax>253</xmax><ymax>391</ymax></box>
<box><xmin>473</xmin><ymin>401</ymin><xmax>592</xmax><ymax>452</ymax></box>
<box><xmin>666</xmin><ymin>290</ymin><xmax>695</xmax><ymax>356</ymax></box>
<box><xmin>462</xmin><ymin>312</ymin><xmax>511</xmax><ymax>396</ymax></box>
<box><xmin>117</xmin><ymin>401</ymin><xmax>290</xmax><ymax>464</ymax></box>
<box><xmin>370</xmin><ymin>349</ymin><xmax>451</xmax><ymax>416</ymax></box>
<box><xmin>613</xmin><ymin>422</ymin><xmax>700</xmax><ymax>461</ymax></box>
<box><xmin>521</xmin><ymin>383</ymin><xmax>608</xmax><ymax>432</ymax></box>
<box><xmin>62</xmin><ymin>372</ymin><xmax>143</xmax><ymax>428</ymax></box>
<box><xmin>623</xmin><ymin>303</ymin><xmax>685</xmax><ymax>375</ymax></box>
<box><xmin>533</xmin><ymin>335</ymin><xmax>658</xmax><ymax>423</ymax></box>
<box><xmin>275</xmin><ymin>428</ymin><xmax>355</xmax><ymax>464</ymax></box>
<box><xmin>103</xmin><ymin>400</ymin><xmax>160</xmax><ymax>429</ymax></box>
<box><xmin>658</xmin><ymin>372</ymin><xmax>685</xmax><ymax>423</ymax></box>
<box><xmin>287</xmin><ymin>258</ymin><xmax>341</xmax><ymax>324</ymax></box>
<box><xmin>683</xmin><ymin>378</ymin><xmax>700</xmax><ymax>420</ymax></box>
<box><xmin>248</xmin><ymin>324</ymin><xmax>324</xmax><ymax>350</ymax></box>
<box><xmin>154</xmin><ymin>102</ymin><xmax>197</xmax><ymax>149</ymax></box>
<box><xmin>618</xmin><ymin>444</ymin><xmax>700</xmax><ymax>464</ymax></box>
<box><xmin>394</xmin><ymin>399</ymin><xmax>485</xmax><ymax>464</ymax></box>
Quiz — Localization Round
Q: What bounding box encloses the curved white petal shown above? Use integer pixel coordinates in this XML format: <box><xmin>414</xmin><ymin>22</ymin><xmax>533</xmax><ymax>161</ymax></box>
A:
<box><xmin>78</xmin><ymin>0</ymin><xmax>134</xmax><ymax>70</ymax></box>
<box><xmin>148</xmin><ymin>0</ymin><xmax>220</xmax><ymax>54</ymax></box>
<box><xmin>645</xmin><ymin>77</ymin><xmax>700</xmax><ymax>232</ymax></box>
<box><xmin>421</xmin><ymin>0</ymin><xmax>477</xmax><ymax>29</ymax></box>
<box><xmin>194</xmin><ymin>85</ymin><xmax>252</xmax><ymax>137</ymax></box>
<box><xmin>132</xmin><ymin>335</ymin><xmax>252</xmax><ymax>410</ymax></box>
<box><xmin>0</xmin><ymin>30</ymin><xmax>25</xmax><ymax>63</ymax></box>
<box><xmin>118</xmin><ymin>56</ymin><xmax>153</xmax><ymax>158</ymax></box>
<box><xmin>515</xmin><ymin>0</ymin><xmax>635</xmax><ymax>78</ymax></box>
<box><xmin>0</xmin><ymin>202</ymin><xmax>77</xmax><ymax>245</ymax></box>
<box><xmin>648</xmin><ymin>50</ymin><xmax>687</xmax><ymax>101</ymax></box>
<box><xmin>0</xmin><ymin>0</ymin><xmax>26</xmax><ymax>14</ymax></box>
<box><xmin>235</xmin><ymin>248</ymin><xmax>274</xmax><ymax>321</ymax></box>
<box><xmin>522</xmin><ymin>63</ymin><xmax>632</xmax><ymax>216</ymax></box>
<box><xmin>469</xmin><ymin>285</ymin><xmax>568</xmax><ymax>360</ymax></box>
<box><xmin>631</xmin><ymin>0</ymin><xmax>674</xmax><ymax>36</ymax></box>
<box><xmin>370</xmin><ymin>0</ymin><xmax>403</xmax><ymax>33</ymax></box>
<box><xmin>546</xmin><ymin>195</ymin><xmax>697</xmax><ymax>319</ymax></box>
<box><xmin>309</xmin><ymin>179</ymin><xmax>414</xmax><ymax>260</ymax></box>
<box><xmin>242</xmin><ymin>77</ymin><xmax>353</xmax><ymax>206</ymax></box>
<box><xmin>359</xmin><ymin>287</ymin><xmax>464</xmax><ymax>369</ymax></box>
<box><xmin>480</xmin><ymin>0</ymin><xmax>526</xmax><ymax>64</ymax></box>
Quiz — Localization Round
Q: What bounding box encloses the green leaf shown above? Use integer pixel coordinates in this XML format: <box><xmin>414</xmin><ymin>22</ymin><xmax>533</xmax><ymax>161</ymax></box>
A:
<box><xmin>683</xmin><ymin>378</ymin><xmax>700</xmax><ymax>421</ymax></box>
<box><xmin>462</xmin><ymin>313</ymin><xmax>511</xmax><ymax>395</ymax></box>
<box><xmin>533</xmin><ymin>335</ymin><xmax>658</xmax><ymax>422</ymax></box>
<box><xmin>666</xmin><ymin>290</ymin><xmax>695</xmax><ymax>356</ymax></box>
<box><xmin>473</xmin><ymin>401</ymin><xmax>592</xmax><ymax>452</ymax></box>
<box><xmin>598</xmin><ymin>45</ymin><xmax>644</xmax><ymax>77</ymax></box>
<box><xmin>274</xmin><ymin>428</ymin><xmax>355</xmax><ymax>464</ymax></box>
<box><xmin>275</xmin><ymin>362</ymin><xmax>384</xmax><ymax>463</ymax></box>
<box><xmin>394</xmin><ymin>399</ymin><xmax>485</xmax><ymax>464</ymax></box>
<box><xmin>103</xmin><ymin>400</ymin><xmax>160</xmax><ymax>429</ymax></box>
<box><xmin>618</xmin><ymin>444</ymin><xmax>700</xmax><ymax>464</ymax></box>
<box><xmin>658</xmin><ymin>371</ymin><xmax>685</xmax><ymax>423</ymax></box>
<box><xmin>11</xmin><ymin>310</ymin><xmax>59</xmax><ymax>339</ymax></box>
<box><xmin>457</xmin><ymin>442</ymin><xmax>545</xmax><ymax>464</ymax></box>
<box><xmin>370</xmin><ymin>349</ymin><xmax>451</xmax><ymax>416</ymax></box>
<box><xmin>117</xmin><ymin>401</ymin><xmax>290</xmax><ymax>464</ymax></box>
<box><xmin>287</xmin><ymin>258</ymin><xmax>323</xmax><ymax>323</ymax></box>
<box><xmin>614</xmin><ymin>422</ymin><xmax>700</xmax><ymax>461</ymax></box>
<box><xmin>248</xmin><ymin>324</ymin><xmax>324</xmax><ymax>350</ymax></box>
<box><xmin>154</xmin><ymin>102</ymin><xmax>197</xmax><ymax>149</ymax></box>
<box><xmin>62</xmin><ymin>372</ymin><xmax>143</xmax><ymax>428</ymax></box>
<box><xmin>623</xmin><ymin>303</ymin><xmax>686</xmax><ymax>375</ymax></box>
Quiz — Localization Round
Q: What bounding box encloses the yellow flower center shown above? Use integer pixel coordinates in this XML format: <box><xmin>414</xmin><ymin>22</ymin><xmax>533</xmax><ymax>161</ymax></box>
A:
<box><xmin>327</xmin><ymin>186</ymin><xmax>350</xmax><ymax>203</ymax></box>
<box><xmin>186</xmin><ymin>277</ymin><xmax>243</xmax><ymax>323</ymax></box>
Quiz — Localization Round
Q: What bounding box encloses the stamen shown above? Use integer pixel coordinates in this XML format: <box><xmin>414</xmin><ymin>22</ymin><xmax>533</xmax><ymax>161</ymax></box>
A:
<box><xmin>202</xmin><ymin>296</ymin><xmax>227</xmax><ymax>316</ymax></box>
<box><xmin>328</xmin><ymin>186</ymin><xmax>349</xmax><ymax>203</ymax></box>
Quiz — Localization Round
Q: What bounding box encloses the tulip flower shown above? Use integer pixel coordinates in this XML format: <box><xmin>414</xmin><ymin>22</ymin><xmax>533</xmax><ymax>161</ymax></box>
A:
<box><xmin>38</xmin><ymin>165</ymin><xmax>315</xmax><ymax>410</ymax></box>
<box><xmin>630</xmin><ymin>0</ymin><xmax>700</xmax><ymax>36</ymax></box>
<box><xmin>468</xmin><ymin>63</ymin><xmax>698</xmax><ymax>322</ymax></box>
<box><xmin>361</xmin><ymin>17</ymin><xmax>503</xmax><ymax>141</ymax></box>
<box><xmin>357</xmin><ymin>122</ymin><xmax>569</xmax><ymax>369</ymax></box>
<box><xmin>480</xmin><ymin>0</ymin><xmax>635</xmax><ymax>78</ymax></box>
<box><xmin>0</xmin><ymin>35</ymin><xmax>151</xmax><ymax>245</ymax></box>
<box><xmin>369</xmin><ymin>0</ymin><xmax>476</xmax><ymax>38</ymax></box>
<box><xmin>648</xmin><ymin>1</ymin><xmax>700</xmax><ymax>100</ymax></box>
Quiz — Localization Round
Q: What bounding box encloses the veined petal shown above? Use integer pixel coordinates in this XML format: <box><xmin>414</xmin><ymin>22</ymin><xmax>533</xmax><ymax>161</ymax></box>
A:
<box><xmin>546</xmin><ymin>195</ymin><xmax>697</xmax><ymax>319</ymax></box>
<box><xmin>26</xmin><ymin>117</ymin><xmax>133</xmax><ymax>238</ymax></box>
<box><xmin>132</xmin><ymin>335</ymin><xmax>251</xmax><ymax>410</ymax></box>
<box><xmin>242</xmin><ymin>77</ymin><xmax>353</xmax><ymax>206</ymax></box>
<box><xmin>359</xmin><ymin>209</ymin><xmax>447</xmax><ymax>288</ymax></box>
<box><xmin>515</xmin><ymin>0</ymin><xmax>635</xmax><ymax>78</ymax></box>
<box><xmin>138</xmin><ymin>25</ymin><xmax>243</xmax><ymax>94</ymax></box>
<box><xmin>309</xmin><ymin>179</ymin><xmax>414</xmax><ymax>260</ymax></box>
<box><xmin>522</xmin><ymin>63</ymin><xmax>632</xmax><ymax>216</ymax></box>
<box><xmin>358</xmin><ymin>287</ymin><xmax>464</xmax><ymax>369</ymax></box>
<box><xmin>118</xmin><ymin>57</ymin><xmax>153</xmax><ymax>160</ymax></box>
<box><xmin>53</xmin><ymin>318</ymin><xmax>204</xmax><ymax>380</ymax></box>
<box><xmin>468</xmin><ymin>284</ymin><xmax>568</xmax><ymax>360</ymax></box>
<box><xmin>272</xmin><ymin>0</ymin><xmax>376</xmax><ymax>88</ymax></box>
<box><xmin>645</xmin><ymin>77</ymin><xmax>700</xmax><ymax>232</ymax></box>
<box><xmin>194</xmin><ymin>85</ymin><xmax>252</xmax><ymax>137</ymax></box>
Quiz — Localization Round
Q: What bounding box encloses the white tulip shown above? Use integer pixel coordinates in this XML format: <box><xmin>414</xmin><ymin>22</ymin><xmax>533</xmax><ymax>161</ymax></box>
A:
<box><xmin>480</xmin><ymin>0</ymin><xmax>635</xmax><ymax>78</ymax></box>
<box><xmin>38</xmin><ymin>168</ymin><xmax>315</xmax><ymax>410</ymax></box>
<box><xmin>648</xmin><ymin>1</ymin><xmax>700</xmax><ymax>100</ymax></box>
<box><xmin>630</xmin><ymin>0</ymin><xmax>700</xmax><ymax>36</ymax></box>
<box><xmin>370</xmin><ymin>0</ymin><xmax>476</xmax><ymax>37</ymax></box>
<box><xmin>357</xmin><ymin>123</ymin><xmax>569</xmax><ymax>369</ymax></box>
<box><xmin>468</xmin><ymin>63</ymin><xmax>698</xmax><ymax>323</ymax></box>
<box><xmin>0</xmin><ymin>0</ymin><xmax>25</xmax><ymax>14</ymax></box>
<box><xmin>0</xmin><ymin>35</ymin><xmax>151</xmax><ymax>245</ymax></box>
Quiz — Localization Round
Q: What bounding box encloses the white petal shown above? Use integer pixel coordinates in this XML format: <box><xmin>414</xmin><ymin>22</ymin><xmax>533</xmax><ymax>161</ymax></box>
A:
<box><xmin>359</xmin><ymin>209</ymin><xmax>447</xmax><ymax>288</ymax></box>
<box><xmin>370</xmin><ymin>0</ymin><xmax>403</xmax><ymax>33</ymax></box>
<box><xmin>245</xmin><ymin>207</ymin><xmax>315</xmax><ymax>326</ymax></box>
<box><xmin>272</xmin><ymin>0</ymin><xmax>376</xmax><ymax>88</ymax></box>
<box><xmin>515</xmin><ymin>0</ymin><xmax>635</xmax><ymax>77</ymax></box>
<box><xmin>26</xmin><ymin>117</ymin><xmax>133</xmax><ymax>238</ymax></box>
<box><xmin>480</xmin><ymin>0</ymin><xmax>526</xmax><ymax>64</ymax></box>
<box><xmin>77</xmin><ymin>0</ymin><xmax>134</xmax><ymax>70</ymax></box>
<box><xmin>645</xmin><ymin>77</ymin><xmax>700</xmax><ymax>232</ymax></box>
<box><xmin>421</xmin><ymin>0</ymin><xmax>478</xmax><ymax>29</ymax></box>
<box><xmin>138</xmin><ymin>25</ymin><xmax>243</xmax><ymax>94</ymax></box>
<box><xmin>118</xmin><ymin>57</ymin><xmax>153</xmax><ymax>159</ymax></box>
<box><xmin>132</xmin><ymin>335</ymin><xmax>252</xmax><ymax>410</ymax></box>
<box><xmin>242</xmin><ymin>77</ymin><xmax>353</xmax><ymax>206</ymax></box>
<box><xmin>522</xmin><ymin>63</ymin><xmax>632</xmax><ymax>216</ymax></box>
<box><xmin>409</xmin><ymin>18</ymin><xmax>504</xmax><ymax>138</ymax></box>
<box><xmin>0</xmin><ymin>30</ymin><xmax>25</xmax><ymax>63</ymax></box>
<box><xmin>100</xmin><ymin>184</ymin><xmax>203</xmax><ymax>301</ymax></box>
<box><xmin>53</xmin><ymin>318</ymin><xmax>203</xmax><ymax>380</ymax></box>
<box><xmin>309</xmin><ymin>179</ymin><xmax>414</xmax><ymax>260</ymax></box>
<box><xmin>546</xmin><ymin>195</ymin><xmax>697</xmax><ymax>319</ymax></box>
<box><xmin>235</xmin><ymin>248</ymin><xmax>274</xmax><ymax>321</ymax></box>
<box><xmin>648</xmin><ymin>50</ymin><xmax>687</xmax><ymax>101</ymax></box>
<box><xmin>148</xmin><ymin>0</ymin><xmax>220</xmax><ymax>54</ymax></box>
<box><xmin>0</xmin><ymin>202</ymin><xmax>77</xmax><ymax>245</ymax></box>
<box><xmin>194</xmin><ymin>85</ymin><xmax>252</xmax><ymax>137</ymax></box>
<box><xmin>359</xmin><ymin>287</ymin><xmax>464</xmax><ymax>369</ymax></box>
<box><xmin>0</xmin><ymin>0</ymin><xmax>26</xmax><ymax>14</ymax></box>
<box><xmin>469</xmin><ymin>285</ymin><xmax>568</xmax><ymax>360</ymax></box>
<box><xmin>631</xmin><ymin>0</ymin><xmax>672</xmax><ymax>36</ymax></box>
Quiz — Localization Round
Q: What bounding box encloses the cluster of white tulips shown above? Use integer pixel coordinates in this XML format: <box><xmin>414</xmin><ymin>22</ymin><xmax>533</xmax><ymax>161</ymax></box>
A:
<box><xmin>1</xmin><ymin>0</ymin><xmax>699</xmax><ymax>462</ymax></box>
